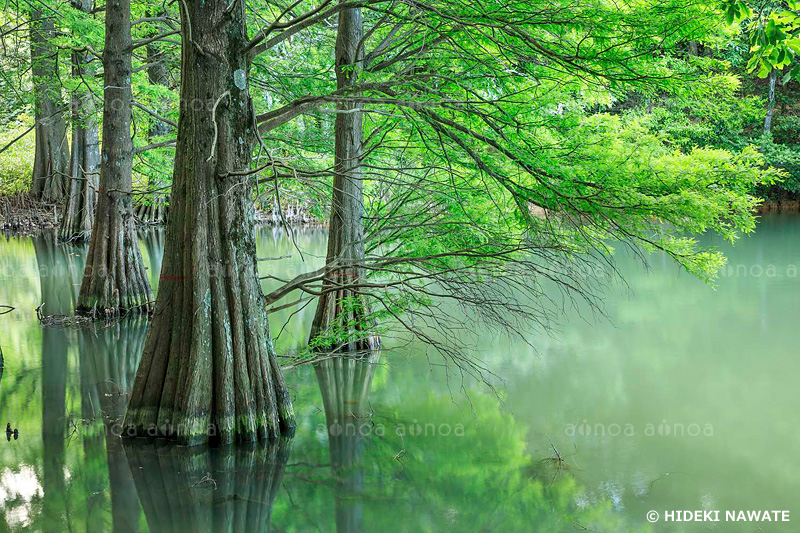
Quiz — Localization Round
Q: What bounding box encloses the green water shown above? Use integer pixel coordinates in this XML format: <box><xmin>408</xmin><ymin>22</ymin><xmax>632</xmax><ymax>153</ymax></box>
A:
<box><xmin>0</xmin><ymin>217</ymin><xmax>798</xmax><ymax>532</ymax></box>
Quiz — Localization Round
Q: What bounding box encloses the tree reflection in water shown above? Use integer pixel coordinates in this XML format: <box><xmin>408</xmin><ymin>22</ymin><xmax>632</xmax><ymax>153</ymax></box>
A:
<box><xmin>315</xmin><ymin>353</ymin><xmax>381</xmax><ymax>533</ymax></box>
<box><xmin>124</xmin><ymin>439</ymin><xmax>291</xmax><ymax>533</ymax></box>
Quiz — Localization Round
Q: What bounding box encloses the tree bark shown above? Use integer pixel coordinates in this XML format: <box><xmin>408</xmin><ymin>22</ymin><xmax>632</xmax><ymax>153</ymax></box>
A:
<box><xmin>59</xmin><ymin>0</ymin><xmax>100</xmax><ymax>243</ymax></box>
<box><xmin>29</xmin><ymin>10</ymin><xmax>70</xmax><ymax>203</ymax></box>
<box><xmin>124</xmin><ymin>0</ymin><xmax>294</xmax><ymax>445</ymax></box>
<box><xmin>77</xmin><ymin>0</ymin><xmax>153</xmax><ymax>318</ymax></box>
<box><xmin>310</xmin><ymin>2</ymin><xmax>380</xmax><ymax>352</ymax></box>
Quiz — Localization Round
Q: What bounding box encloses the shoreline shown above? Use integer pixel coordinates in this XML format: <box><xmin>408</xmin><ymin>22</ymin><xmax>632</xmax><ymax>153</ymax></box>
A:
<box><xmin>1</xmin><ymin>194</ymin><xmax>325</xmax><ymax>235</ymax></box>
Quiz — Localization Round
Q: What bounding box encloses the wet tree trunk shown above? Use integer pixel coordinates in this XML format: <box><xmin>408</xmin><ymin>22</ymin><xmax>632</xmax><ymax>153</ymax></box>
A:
<box><xmin>77</xmin><ymin>0</ymin><xmax>153</xmax><ymax>318</ymax></box>
<box><xmin>29</xmin><ymin>10</ymin><xmax>70</xmax><ymax>203</ymax></box>
<box><xmin>124</xmin><ymin>0</ymin><xmax>294</xmax><ymax>445</ymax></box>
<box><xmin>310</xmin><ymin>3</ymin><xmax>380</xmax><ymax>352</ymax></box>
<box><xmin>59</xmin><ymin>0</ymin><xmax>100</xmax><ymax>243</ymax></box>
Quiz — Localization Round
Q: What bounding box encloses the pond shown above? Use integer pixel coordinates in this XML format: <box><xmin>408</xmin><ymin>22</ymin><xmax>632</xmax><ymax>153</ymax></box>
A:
<box><xmin>0</xmin><ymin>216</ymin><xmax>798</xmax><ymax>532</ymax></box>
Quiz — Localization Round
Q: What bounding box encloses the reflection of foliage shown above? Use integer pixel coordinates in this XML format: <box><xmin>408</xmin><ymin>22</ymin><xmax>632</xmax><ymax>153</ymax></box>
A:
<box><xmin>273</xmin><ymin>357</ymin><xmax>637</xmax><ymax>533</ymax></box>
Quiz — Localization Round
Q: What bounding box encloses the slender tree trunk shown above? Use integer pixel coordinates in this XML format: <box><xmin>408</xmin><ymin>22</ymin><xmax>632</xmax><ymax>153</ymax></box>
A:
<box><xmin>59</xmin><ymin>0</ymin><xmax>100</xmax><ymax>243</ymax></box>
<box><xmin>77</xmin><ymin>0</ymin><xmax>153</xmax><ymax>318</ymax></box>
<box><xmin>764</xmin><ymin>68</ymin><xmax>777</xmax><ymax>135</ymax></box>
<box><xmin>124</xmin><ymin>0</ymin><xmax>294</xmax><ymax>445</ymax></box>
<box><xmin>310</xmin><ymin>2</ymin><xmax>380</xmax><ymax>352</ymax></box>
<box><xmin>29</xmin><ymin>10</ymin><xmax>70</xmax><ymax>203</ymax></box>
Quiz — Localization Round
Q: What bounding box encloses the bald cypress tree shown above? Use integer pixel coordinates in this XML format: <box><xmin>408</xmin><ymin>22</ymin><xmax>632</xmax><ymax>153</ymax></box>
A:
<box><xmin>29</xmin><ymin>10</ymin><xmax>70</xmax><ymax>203</ymax></box>
<box><xmin>310</xmin><ymin>1</ymin><xmax>379</xmax><ymax>352</ymax></box>
<box><xmin>76</xmin><ymin>0</ymin><xmax>153</xmax><ymax>317</ymax></box>
<box><xmin>124</xmin><ymin>0</ymin><xmax>294</xmax><ymax>445</ymax></box>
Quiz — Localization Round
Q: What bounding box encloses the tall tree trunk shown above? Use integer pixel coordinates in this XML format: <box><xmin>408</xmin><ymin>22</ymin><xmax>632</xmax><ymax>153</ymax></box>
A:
<box><xmin>124</xmin><ymin>0</ymin><xmax>294</xmax><ymax>445</ymax></box>
<box><xmin>310</xmin><ymin>3</ymin><xmax>380</xmax><ymax>352</ymax></box>
<box><xmin>77</xmin><ymin>0</ymin><xmax>153</xmax><ymax>317</ymax></box>
<box><xmin>764</xmin><ymin>68</ymin><xmax>777</xmax><ymax>135</ymax></box>
<box><xmin>29</xmin><ymin>10</ymin><xmax>70</xmax><ymax>203</ymax></box>
<box><xmin>59</xmin><ymin>0</ymin><xmax>100</xmax><ymax>243</ymax></box>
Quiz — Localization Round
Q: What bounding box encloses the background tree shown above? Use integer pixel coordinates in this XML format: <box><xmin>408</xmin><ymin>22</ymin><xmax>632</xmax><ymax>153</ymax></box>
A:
<box><xmin>309</xmin><ymin>0</ymin><xmax>379</xmax><ymax>352</ymax></box>
<box><xmin>77</xmin><ymin>0</ymin><xmax>153</xmax><ymax>317</ymax></box>
<box><xmin>29</xmin><ymin>8</ymin><xmax>70</xmax><ymax>203</ymax></box>
<box><xmin>59</xmin><ymin>0</ymin><xmax>101</xmax><ymax>243</ymax></box>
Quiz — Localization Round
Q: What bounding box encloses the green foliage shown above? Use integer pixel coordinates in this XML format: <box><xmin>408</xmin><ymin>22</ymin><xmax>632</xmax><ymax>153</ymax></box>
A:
<box><xmin>0</xmin><ymin>116</ymin><xmax>34</xmax><ymax>195</ymax></box>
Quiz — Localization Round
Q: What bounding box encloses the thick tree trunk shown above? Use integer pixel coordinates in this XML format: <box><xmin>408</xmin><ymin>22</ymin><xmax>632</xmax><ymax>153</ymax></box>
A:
<box><xmin>764</xmin><ymin>68</ymin><xmax>777</xmax><ymax>135</ymax></box>
<box><xmin>310</xmin><ymin>3</ymin><xmax>380</xmax><ymax>352</ymax></box>
<box><xmin>29</xmin><ymin>10</ymin><xmax>70</xmax><ymax>203</ymax></box>
<box><xmin>59</xmin><ymin>0</ymin><xmax>100</xmax><ymax>243</ymax></box>
<box><xmin>124</xmin><ymin>0</ymin><xmax>294</xmax><ymax>445</ymax></box>
<box><xmin>77</xmin><ymin>0</ymin><xmax>153</xmax><ymax>318</ymax></box>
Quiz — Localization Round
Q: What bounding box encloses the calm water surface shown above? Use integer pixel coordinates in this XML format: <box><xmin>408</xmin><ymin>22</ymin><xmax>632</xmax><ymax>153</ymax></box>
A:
<box><xmin>0</xmin><ymin>217</ymin><xmax>798</xmax><ymax>532</ymax></box>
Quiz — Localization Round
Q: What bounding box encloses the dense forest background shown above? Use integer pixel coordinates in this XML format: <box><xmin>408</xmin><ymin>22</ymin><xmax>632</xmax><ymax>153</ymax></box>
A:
<box><xmin>0</xmin><ymin>0</ymin><xmax>797</xmax><ymax>210</ymax></box>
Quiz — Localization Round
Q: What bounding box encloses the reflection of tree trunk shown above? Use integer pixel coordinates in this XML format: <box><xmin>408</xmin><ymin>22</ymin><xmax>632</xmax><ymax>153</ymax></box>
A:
<box><xmin>310</xmin><ymin>1</ymin><xmax>379</xmax><ymax>352</ymax></box>
<box><xmin>77</xmin><ymin>0</ymin><xmax>153</xmax><ymax>318</ymax></box>
<box><xmin>315</xmin><ymin>354</ymin><xmax>380</xmax><ymax>533</ymax></box>
<box><xmin>34</xmin><ymin>232</ymin><xmax>85</xmax><ymax>313</ymax></box>
<box><xmin>42</xmin><ymin>326</ymin><xmax>68</xmax><ymax>531</ymax></box>
<box><xmin>124</xmin><ymin>0</ymin><xmax>294</xmax><ymax>445</ymax></box>
<box><xmin>80</xmin><ymin>319</ymin><xmax>147</xmax><ymax>532</ymax></box>
<box><xmin>125</xmin><ymin>439</ymin><xmax>291</xmax><ymax>532</ymax></box>
<box><xmin>59</xmin><ymin>0</ymin><xmax>100</xmax><ymax>243</ymax></box>
<box><xmin>29</xmin><ymin>10</ymin><xmax>70</xmax><ymax>203</ymax></box>
<box><xmin>36</xmin><ymin>231</ymin><xmax>84</xmax><ymax>530</ymax></box>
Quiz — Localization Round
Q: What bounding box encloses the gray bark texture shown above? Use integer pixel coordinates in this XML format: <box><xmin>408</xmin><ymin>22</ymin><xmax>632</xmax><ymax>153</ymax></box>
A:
<box><xmin>764</xmin><ymin>68</ymin><xmax>777</xmax><ymax>135</ymax></box>
<box><xmin>124</xmin><ymin>0</ymin><xmax>294</xmax><ymax>445</ymax></box>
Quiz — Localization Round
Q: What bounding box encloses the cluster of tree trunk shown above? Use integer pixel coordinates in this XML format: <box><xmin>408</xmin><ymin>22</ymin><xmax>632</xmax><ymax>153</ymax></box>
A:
<box><xmin>59</xmin><ymin>0</ymin><xmax>101</xmax><ymax>243</ymax></box>
<box><xmin>124</xmin><ymin>0</ymin><xmax>293</xmax><ymax>445</ymax></box>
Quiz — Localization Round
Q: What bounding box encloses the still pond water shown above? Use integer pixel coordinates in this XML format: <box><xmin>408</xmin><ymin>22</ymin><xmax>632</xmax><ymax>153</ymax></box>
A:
<box><xmin>0</xmin><ymin>216</ymin><xmax>798</xmax><ymax>532</ymax></box>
